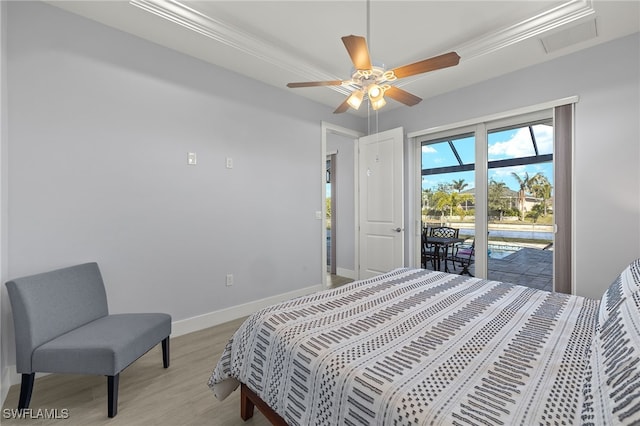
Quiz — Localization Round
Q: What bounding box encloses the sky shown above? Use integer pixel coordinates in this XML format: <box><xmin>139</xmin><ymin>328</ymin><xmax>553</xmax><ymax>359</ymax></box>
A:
<box><xmin>327</xmin><ymin>123</ymin><xmax>554</xmax><ymax>198</ymax></box>
<box><xmin>421</xmin><ymin>124</ymin><xmax>554</xmax><ymax>194</ymax></box>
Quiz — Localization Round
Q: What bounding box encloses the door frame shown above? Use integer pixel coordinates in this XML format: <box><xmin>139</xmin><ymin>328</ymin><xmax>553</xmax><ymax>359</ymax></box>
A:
<box><xmin>321</xmin><ymin>122</ymin><xmax>364</xmax><ymax>287</ymax></box>
<box><xmin>409</xmin><ymin>96</ymin><xmax>578</xmax><ymax>288</ymax></box>
<box><xmin>326</xmin><ymin>153</ymin><xmax>337</xmax><ymax>275</ymax></box>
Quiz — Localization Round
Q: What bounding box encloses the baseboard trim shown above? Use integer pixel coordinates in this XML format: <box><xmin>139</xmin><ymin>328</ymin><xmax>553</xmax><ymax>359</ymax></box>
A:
<box><xmin>2</xmin><ymin>283</ymin><xmax>324</xmax><ymax>394</ymax></box>
<box><xmin>171</xmin><ymin>283</ymin><xmax>324</xmax><ymax>337</ymax></box>
<box><xmin>1</xmin><ymin>367</ymin><xmax>9</xmax><ymax>406</ymax></box>
<box><xmin>2</xmin><ymin>366</ymin><xmax>19</xmax><ymax>404</ymax></box>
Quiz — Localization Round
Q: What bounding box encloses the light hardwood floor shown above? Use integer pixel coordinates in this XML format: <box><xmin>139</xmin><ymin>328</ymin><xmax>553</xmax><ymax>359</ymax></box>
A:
<box><xmin>2</xmin><ymin>317</ymin><xmax>272</xmax><ymax>425</ymax></box>
<box><xmin>327</xmin><ymin>274</ymin><xmax>353</xmax><ymax>288</ymax></box>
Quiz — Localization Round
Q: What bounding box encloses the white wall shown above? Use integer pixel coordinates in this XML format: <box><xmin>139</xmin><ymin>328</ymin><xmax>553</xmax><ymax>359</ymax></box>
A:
<box><xmin>1</xmin><ymin>0</ymin><xmax>364</xmax><ymax>392</ymax></box>
<box><xmin>326</xmin><ymin>132</ymin><xmax>356</xmax><ymax>277</ymax></box>
<box><xmin>381</xmin><ymin>33</ymin><xmax>640</xmax><ymax>299</ymax></box>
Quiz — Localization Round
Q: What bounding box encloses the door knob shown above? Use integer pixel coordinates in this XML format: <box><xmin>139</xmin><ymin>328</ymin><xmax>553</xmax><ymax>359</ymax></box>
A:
<box><xmin>393</xmin><ymin>227</ymin><xmax>403</xmax><ymax>232</ymax></box>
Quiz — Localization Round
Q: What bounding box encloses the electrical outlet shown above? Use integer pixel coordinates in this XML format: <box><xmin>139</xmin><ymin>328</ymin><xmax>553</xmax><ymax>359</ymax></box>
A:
<box><xmin>187</xmin><ymin>152</ymin><xmax>197</xmax><ymax>165</ymax></box>
<box><xmin>226</xmin><ymin>274</ymin><xmax>234</xmax><ymax>287</ymax></box>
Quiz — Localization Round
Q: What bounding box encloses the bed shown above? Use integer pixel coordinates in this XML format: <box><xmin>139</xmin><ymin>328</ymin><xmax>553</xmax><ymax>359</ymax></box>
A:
<box><xmin>209</xmin><ymin>261</ymin><xmax>640</xmax><ymax>425</ymax></box>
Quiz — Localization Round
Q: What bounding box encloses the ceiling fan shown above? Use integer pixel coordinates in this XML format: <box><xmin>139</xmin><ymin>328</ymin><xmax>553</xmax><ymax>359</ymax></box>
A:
<box><xmin>287</xmin><ymin>35</ymin><xmax>460</xmax><ymax>114</ymax></box>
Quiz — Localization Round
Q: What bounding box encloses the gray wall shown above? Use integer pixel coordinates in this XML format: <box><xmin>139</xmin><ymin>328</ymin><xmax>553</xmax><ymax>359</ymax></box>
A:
<box><xmin>1</xmin><ymin>0</ymin><xmax>364</xmax><ymax>386</ymax></box>
<box><xmin>0</xmin><ymin>0</ymin><xmax>7</xmax><ymax>403</ymax></box>
<box><xmin>326</xmin><ymin>132</ymin><xmax>356</xmax><ymax>276</ymax></box>
<box><xmin>381</xmin><ymin>33</ymin><xmax>640</xmax><ymax>299</ymax></box>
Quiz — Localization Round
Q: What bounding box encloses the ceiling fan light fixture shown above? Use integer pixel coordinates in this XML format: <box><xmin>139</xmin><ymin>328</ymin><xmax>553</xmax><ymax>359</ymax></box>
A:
<box><xmin>371</xmin><ymin>96</ymin><xmax>386</xmax><ymax>111</ymax></box>
<box><xmin>346</xmin><ymin>89</ymin><xmax>365</xmax><ymax>110</ymax></box>
<box><xmin>368</xmin><ymin>84</ymin><xmax>384</xmax><ymax>101</ymax></box>
<box><xmin>382</xmin><ymin>70</ymin><xmax>397</xmax><ymax>82</ymax></box>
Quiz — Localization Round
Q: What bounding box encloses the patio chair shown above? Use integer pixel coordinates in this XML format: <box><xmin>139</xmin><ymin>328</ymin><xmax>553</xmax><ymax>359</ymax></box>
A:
<box><xmin>421</xmin><ymin>228</ymin><xmax>439</xmax><ymax>270</ymax></box>
<box><xmin>452</xmin><ymin>239</ymin><xmax>475</xmax><ymax>276</ymax></box>
<box><xmin>429</xmin><ymin>226</ymin><xmax>459</xmax><ymax>239</ymax></box>
<box><xmin>430</xmin><ymin>227</ymin><xmax>460</xmax><ymax>270</ymax></box>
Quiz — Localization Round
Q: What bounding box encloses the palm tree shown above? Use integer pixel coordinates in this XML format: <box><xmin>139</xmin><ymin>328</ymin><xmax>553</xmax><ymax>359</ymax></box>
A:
<box><xmin>511</xmin><ymin>171</ymin><xmax>541</xmax><ymax>221</ymax></box>
<box><xmin>488</xmin><ymin>179</ymin><xmax>510</xmax><ymax>220</ymax></box>
<box><xmin>433</xmin><ymin>189</ymin><xmax>474</xmax><ymax>222</ymax></box>
<box><xmin>452</xmin><ymin>179</ymin><xmax>471</xmax><ymax>211</ymax></box>
<box><xmin>433</xmin><ymin>190</ymin><xmax>452</xmax><ymax>224</ymax></box>
<box><xmin>452</xmin><ymin>179</ymin><xmax>468</xmax><ymax>193</ymax></box>
<box><xmin>421</xmin><ymin>188</ymin><xmax>433</xmax><ymax>221</ymax></box>
<box><xmin>530</xmin><ymin>175</ymin><xmax>552</xmax><ymax>216</ymax></box>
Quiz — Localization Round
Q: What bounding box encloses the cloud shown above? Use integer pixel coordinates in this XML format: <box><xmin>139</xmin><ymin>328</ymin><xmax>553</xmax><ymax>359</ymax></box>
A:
<box><xmin>422</xmin><ymin>144</ymin><xmax>445</xmax><ymax>165</ymax></box>
<box><xmin>488</xmin><ymin>125</ymin><xmax>552</xmax><ymax>160</ymax></box>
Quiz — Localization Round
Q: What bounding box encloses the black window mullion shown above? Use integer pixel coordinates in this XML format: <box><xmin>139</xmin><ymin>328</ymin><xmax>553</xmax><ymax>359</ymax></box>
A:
<box><xmin>529</xmin><ymin>126</ymin><xmax>539</xmax><ymax>156</ymax></box>
<box><xmin>421</xmin><ymin>154</ymin><xmax>553</xmax><ymax>176</ymax></box>
<box><xmin>447</xmin><ymin>140</ymin><xmax>464</xmax><ymax>166</ymax></box>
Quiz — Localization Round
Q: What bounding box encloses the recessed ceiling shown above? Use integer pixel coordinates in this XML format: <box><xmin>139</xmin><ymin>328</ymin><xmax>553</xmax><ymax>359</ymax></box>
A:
<box><xmin>47</xmin><ymin>0</ymin><xmax>640</xmax><ymax>116</ymax></box>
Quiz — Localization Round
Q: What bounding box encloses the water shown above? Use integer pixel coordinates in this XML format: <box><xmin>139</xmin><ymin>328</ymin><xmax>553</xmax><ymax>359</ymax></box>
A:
<box><xmin>459</xmin><ymin>229</ymin><xmax>553</xmax><ymax>241</ymax></box>
<box><xmin>457</xmin><ymin>227</ymin><xmax>550</xmax><ymax>259</ymax></box>
<box><xmin>488</xmin><ymin>244</ymin><xmax>521</xmax><ymax>259</ymax></box>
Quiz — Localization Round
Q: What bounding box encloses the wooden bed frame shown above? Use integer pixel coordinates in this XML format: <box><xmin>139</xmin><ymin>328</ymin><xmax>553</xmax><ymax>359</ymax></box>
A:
<box><xmin>240</xmin><ymin>383</ymin><xmax>287</xmax><ymax>425</ymax></box>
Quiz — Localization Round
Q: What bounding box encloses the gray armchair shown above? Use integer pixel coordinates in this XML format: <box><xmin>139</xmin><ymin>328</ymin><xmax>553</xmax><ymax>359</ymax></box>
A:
<box><xmin>5</xmin><ymin>262</ymin><xmax>171</xmax><ymax>417</ymax></box>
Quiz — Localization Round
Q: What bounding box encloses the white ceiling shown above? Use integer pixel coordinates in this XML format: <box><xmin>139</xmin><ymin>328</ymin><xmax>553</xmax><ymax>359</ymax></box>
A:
<box><xmin>47</xmin><ymin>0</ymin><xmax>640</xmax><ymax>116</ymax></box>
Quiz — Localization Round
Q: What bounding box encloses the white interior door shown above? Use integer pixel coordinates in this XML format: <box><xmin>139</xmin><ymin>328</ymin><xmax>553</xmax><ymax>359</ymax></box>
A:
<box><xmin>358</xmin><ymin>127</ymin><xmax>404</xmax><ymax>279</ymax></box>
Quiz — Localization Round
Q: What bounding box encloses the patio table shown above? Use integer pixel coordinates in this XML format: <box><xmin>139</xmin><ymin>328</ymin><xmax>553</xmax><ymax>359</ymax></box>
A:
<box><xmin>427</xmin><ymin>236</ymin><xmax>465</xmax><ymax>272</ymax></box>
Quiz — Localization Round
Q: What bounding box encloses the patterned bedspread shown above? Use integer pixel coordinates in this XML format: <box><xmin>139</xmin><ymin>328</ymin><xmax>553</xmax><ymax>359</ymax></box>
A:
<box><xmin>209</xmin><ymin>268</ymin><xmax>600</xmax><ymax>425</ymax></box>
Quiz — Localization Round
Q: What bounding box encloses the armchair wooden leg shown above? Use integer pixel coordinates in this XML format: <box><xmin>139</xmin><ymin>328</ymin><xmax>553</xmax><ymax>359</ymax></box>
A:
<box><xmin>162</xmin><ymin>337</ymin><xmax>170</xmax><ymax>368</ymax></box>
<box><xmin>18</xmin><ymin>373</ymin><xmax>35</xmax><ymax>411</ymax></box>
<box><xmin>107</xmin><ymin>374</ymin><xmax>119</xmax><ymax>418</ymax></box>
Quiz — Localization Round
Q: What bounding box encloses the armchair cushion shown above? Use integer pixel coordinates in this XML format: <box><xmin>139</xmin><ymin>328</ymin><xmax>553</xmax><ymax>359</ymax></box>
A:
<box><xmin>5</xmin><ymin>262</ymin><xmax>171</xmax><ymax>418</ymax></box>
<box><xmin>33</xmin><ymin>313</ymin><xmax>171</xmax><ymax>376</ymax></box>
<box><xmin>6</xmin><ymin>262</ymin><xmax>109</xmax><ymax>373</ymax></box>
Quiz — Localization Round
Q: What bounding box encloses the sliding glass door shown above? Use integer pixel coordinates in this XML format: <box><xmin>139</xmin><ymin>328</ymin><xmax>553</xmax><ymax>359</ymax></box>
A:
<box><xmin>419</xmin><ymin>110</ymin><xmax>556</xmax><ymax>292</ymax></box>
<box><xmin>421</xmin><ymin>131</ymin><xmax>476</xmax><ymax>272</ymax></box>
<box><xmin>486</xmin><ymin>117</ymin><xmax>554</xmax><ymax>290</ymax></box>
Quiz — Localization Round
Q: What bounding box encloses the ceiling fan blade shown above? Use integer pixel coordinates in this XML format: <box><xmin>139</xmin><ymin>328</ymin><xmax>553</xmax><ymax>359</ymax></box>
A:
<box><xmin>342</xmin><ymin>35</ymin><xmax>372</xmax><ymax>71</ymax></box>
<box><xmin>391</xmin><ymin>52</ymin><xmax>460</xmax><ymax>79</ymax></box>
<box><xmin>384</xmin><ymin>86</ymin><xmax>422</xmax><ymax>106</ymax></box>
<box><xmin>333</xmin><ymin>98</ymin><xmax>351</xmax><ymax>114</ymax></box>
<box><xmin>287</xmin><ymin>80</ymin><xmax>343</xmax><ymax>88</ymax></box>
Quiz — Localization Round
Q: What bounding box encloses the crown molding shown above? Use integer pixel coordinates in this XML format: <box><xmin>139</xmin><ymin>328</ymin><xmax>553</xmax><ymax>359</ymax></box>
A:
<box><xmin>455</xmin><ymin>0</ymin><xmax>595</xmax><ymax>60</ymax></box>
<box><xmin>131</xmin><ymin>0</ymin><xmax>595</xmax><ymax>95</ymax></box>
<box><xmin>129</xmin><ymin>0</ymin><xmax>350</xmax><ymax>95</ymax></box>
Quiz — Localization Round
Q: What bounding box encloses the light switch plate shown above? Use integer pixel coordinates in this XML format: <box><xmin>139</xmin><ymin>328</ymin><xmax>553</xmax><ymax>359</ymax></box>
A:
<box><xmin>187</xmin><ymin>152</ymin><xmax>197</xmax><ymax>165</ymax></box>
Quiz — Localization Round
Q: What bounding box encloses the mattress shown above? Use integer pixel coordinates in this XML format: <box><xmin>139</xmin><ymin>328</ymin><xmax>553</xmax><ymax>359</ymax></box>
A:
<box><xmin>209</xmin><ymin>268</ymin><xmax>599</xmax><ymax>425</ymax></box>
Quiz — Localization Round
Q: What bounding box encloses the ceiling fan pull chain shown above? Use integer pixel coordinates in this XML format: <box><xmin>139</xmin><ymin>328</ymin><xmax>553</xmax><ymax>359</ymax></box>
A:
<box><xmin>366</xmin><ymin>0</ymin><xmax>370</xmax><ymax>53</ymax></box>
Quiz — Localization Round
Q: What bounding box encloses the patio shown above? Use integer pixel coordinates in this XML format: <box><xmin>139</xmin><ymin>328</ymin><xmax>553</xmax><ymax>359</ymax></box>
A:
<box><xmin>426</xmin><ymin>246</ymin><xmax>553</xmax><ymax>292</ymax></box>
<box><xmin>476</xmin><ymin>247</ymin><xmax>553</xmax><ymax>292</ymax></box>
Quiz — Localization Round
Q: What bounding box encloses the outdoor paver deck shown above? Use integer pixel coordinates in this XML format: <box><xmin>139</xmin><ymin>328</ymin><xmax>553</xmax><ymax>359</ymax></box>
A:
<box><xmin>425</xmin><ymin>247</ymin><xmax>553</xmax><ymax>292</ymax></box>
<box><xmin>472</xmin><ymin>247</ymin><xmax>553</xmax><ymax>292</ymax></box>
